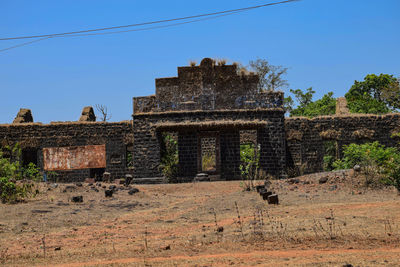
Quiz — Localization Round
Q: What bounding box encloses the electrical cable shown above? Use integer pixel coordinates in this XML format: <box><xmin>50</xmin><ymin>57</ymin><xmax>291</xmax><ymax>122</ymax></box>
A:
<box><xmin>0</xmin><ymin>0</ymin><xmax>300</xmax><ymax>41</ymax></box>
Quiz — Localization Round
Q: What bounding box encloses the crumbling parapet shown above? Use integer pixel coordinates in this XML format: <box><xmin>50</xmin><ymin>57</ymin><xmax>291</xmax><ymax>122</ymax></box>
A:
<box><xmin>336</xmin><ymin>97</ymin><xmax>350</xmax><ymax>115</ymax></box>
<box><xmin>133</xmin><ymin>58</ymin><xmax>283</xmax><ymax>114</ymax></box>
<box><xmin>79</xmin><ymin>106</ymin><xmax>96</xmax><ymax>122</ymax></box>
<box><xmin>13</xmin><ymin>108</ymin><xmax>33</xmax><ymax>123</ymax></box>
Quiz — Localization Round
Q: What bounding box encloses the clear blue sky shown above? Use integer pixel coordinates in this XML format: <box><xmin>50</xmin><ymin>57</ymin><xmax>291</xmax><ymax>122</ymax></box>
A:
<box><xmin>1</xmin><ymin>0</ymin><xmax>399</xmax><ymax>123</ymax></box>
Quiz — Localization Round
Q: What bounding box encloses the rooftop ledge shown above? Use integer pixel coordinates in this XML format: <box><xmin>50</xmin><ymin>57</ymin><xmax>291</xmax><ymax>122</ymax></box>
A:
<box><xmin>133</xmin><ymin>108</ymin><xmax>285</xmax><ymax>117</ymax></box>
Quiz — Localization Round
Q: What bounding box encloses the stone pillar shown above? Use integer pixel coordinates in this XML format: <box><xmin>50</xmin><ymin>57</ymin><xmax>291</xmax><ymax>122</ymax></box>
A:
<box><xmin>220</xmin><ymin>130</ymin><xmax>241</xmax><ymax>180</ymax></box>
<box><xmin>13</xmin><ymin>108</ymin><xmax>33</xmax><ymax>123</ymax></box>
<box><xmin>336</xmin><ymin>97</ymin><xmax>350</xmax><ymax>115</ymax></box>
<box><xmin>258</xmin><ymin>123</ymin><xmax>286</xmax><ymax>179</ymax></box>
<box><xmin>178</xmin><ymin>131</ymin><xmax>198</xmax><ymax>178</ymax></box>
<box><xmin>79</xmin><ymin>106</ymin><xmax>96</xmax><ymax>121</ymax></box>
<box><xmin>132</xmin><ymin>123</ymin><xmax>162</xmax><ymax>178</ymax></box>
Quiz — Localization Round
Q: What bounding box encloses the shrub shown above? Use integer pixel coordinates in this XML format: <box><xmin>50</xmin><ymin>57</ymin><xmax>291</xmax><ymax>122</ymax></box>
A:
<box><xmin>202</xmin><ymin>154</ymin><xmax>216</xmax><ymax>172</ymax></box>
<box><xmin>160</xmin><ymin>134</ymin><xmax>179</xmax><ymax>183</ymax></box>
<box><xmin>323</xmin><ymin>141</ymin><xmax>337</xmax><ymax>171</ymax></box>
<box><xmin>0</xmin><ymin>177</ymin><xmax>35</xmax><ymax>203</ymax></box>
<box><xmin>23</xmin><ymin>162</ymin><xmax>41</xmax><ymax>181</ymax></box>
<box><xmin>239</xmin><ymin>143</ymin><xmax>267</xmax><ymax>190</ymax></box>
<box><xmin>333</xmin><ymin>142</ymin><xmax>400</xmax><ymax>190</ymax></box>
<box><xmin>0</xmin><ymin>144</ymin><xmax>39</xmax><ymax>203</ymax></box>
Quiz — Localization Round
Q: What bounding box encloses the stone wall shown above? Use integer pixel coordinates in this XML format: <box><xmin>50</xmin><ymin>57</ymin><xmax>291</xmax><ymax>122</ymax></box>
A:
<box><xmin>0</xmin><ymin>121</ymin><xmax>133</xmax><ymax>182</ymax></box>
<box><xmin>133</xmin><ymin>109</ymin><xmax>286</xmax><ymax>180</ymax></box>
<box><xmin>285</xmin><ymin>113</ymin><xmax>400</xmax><ymax>174</ymax></box>
<box><xmin>133</xmin><ymin>58</ymin><xmax>283</xmax><ymax>113</ymax></box>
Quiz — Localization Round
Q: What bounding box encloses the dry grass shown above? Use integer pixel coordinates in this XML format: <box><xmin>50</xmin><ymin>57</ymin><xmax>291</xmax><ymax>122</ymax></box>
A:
<box><xmin>0</xmin><ymin>175</ymin><xmax>400</xmax><ymax>266</ymax></box>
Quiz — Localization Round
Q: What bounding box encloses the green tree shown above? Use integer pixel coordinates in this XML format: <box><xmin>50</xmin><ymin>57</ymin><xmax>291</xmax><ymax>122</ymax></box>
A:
<box><xmin>345</xmin><ymin>74</ymin><xmax>400</xmax><ymax>114</ymax></box>
<box><xmin>249</xmin><ymin>59</ymin><xmax>288</xmax><ymax>92</ymax></box>
<box><xmin>289</xmin><ymin>88</ymin><xmax>336</xmax><ymax>117</ymax></box>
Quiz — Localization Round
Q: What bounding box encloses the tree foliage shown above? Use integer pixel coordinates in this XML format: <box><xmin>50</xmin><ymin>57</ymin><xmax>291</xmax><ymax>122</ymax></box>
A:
<box><xmin>249</xmin><ymin>59</ymin><xmax>288</xmax><ymax>92</ymax></box>
<box><xmin>288</xmin><ymin>88</ymin><xmax>336</xmax><ymax>117</ymax></box>
<box><xmin>345</xmin><ymin>74</ymin><xmax>400</xmax><ymax>114</ymax></box>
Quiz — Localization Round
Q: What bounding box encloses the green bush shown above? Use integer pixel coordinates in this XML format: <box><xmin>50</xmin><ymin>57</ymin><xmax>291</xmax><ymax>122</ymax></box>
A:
<box><xmin>333</xmin><ymin>142</ymin><xmax>400</xmax><ymax>191</ymax></box>
<box><xmin>160</xmin><ymin>134</ymin><xmax>179</xmax><ymax>183</ymax></box>
<box><xmin>23</xmin><ymin>162</ymin><xmax>41</xmax><ymax>181</ymax></box>
<box><xmin>0</xmin><ymin>144</ymin><xmax>40</xmax><ymax>203</ymax></box>
<box><xmin>0</xmin><ymin>177</ymin><xmax>36</xmax><ymax>203</ymax></box>
<box><xmin>323</xmin><ymin>141</ymin><xmax>337</xmax><ymax>171</ymax></box>
<box><xmin>239</xmin><ymin>143</ymin><xmax>267</xmax><ymax>191</ymax></box>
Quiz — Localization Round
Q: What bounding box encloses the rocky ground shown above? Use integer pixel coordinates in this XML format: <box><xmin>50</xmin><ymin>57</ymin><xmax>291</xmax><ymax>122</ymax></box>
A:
<box><xmin>1</xmin><ymin>170</ymin><xmax>400</xmax><ymax>266</ymax></box>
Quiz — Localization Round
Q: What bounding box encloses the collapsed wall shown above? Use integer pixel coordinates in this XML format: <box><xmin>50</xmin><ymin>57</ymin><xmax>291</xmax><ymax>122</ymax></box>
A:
<box><xmin>0</xmin><ymin>121</ymin><xmax>133</xmax><ymax>182</ymax></box>
<box><xmin>285</xmin><ymin>113</ymin><xmax>400</xmax><ymax>174</ymax></box>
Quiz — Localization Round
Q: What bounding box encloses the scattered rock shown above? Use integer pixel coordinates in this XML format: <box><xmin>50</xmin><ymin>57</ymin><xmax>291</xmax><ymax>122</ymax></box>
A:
<box><xmin>128</xmin><ymin>188</ymin><xmax>140</xmax><ymax>195</ymax></box>
<box><xmin>261</xmin><ymin>191</ymin><xmax>273</xmax><ymax>200</ymax></box>
<box><xmin>259</xmin><ymin>188</ymin><xmax>266</xmax><ymax>196</ymax></box>
<box><xmin>353</xmin><ymin>165</ymin><xmax>361</xmax><ymax>172</ymax></box>
<box><xmin>54</xmin><ymin>246</ymin><xmax>61</xmax><ymax>251</ymax></box>
<box><xmin>96</xmin><ymin>183</ymin><xmax>102</xmax><ymax>187</ymax></box>
<box><xmin>217</xmin><ymin>226</ymin><xmax>224</xmax><ymax>232</ymax></box>
<box><xmin>63</xmin><ymin>185</ymin><xmax>77</xmax><ymax>193</ymax></box>
<box><xmin>343</xmin><ymin>264</ymin><xmax>353</xmax><ymax>267</ymax></box>
<box><xmin>90</xmin><ymin>187</ymin><xmax>99</xmax><ymax>192</ymax></box>
<box><xmin>75</xmin><ymin>182</ymin><xmax>83</xmax><ymax>187</ymax></box>
<box><xmin>319</xmin><ymin>176</ymin><xmax>329</xmax><ymax>184</ymax></box>
<box><xmin>288</xmin><ymin>178</ymin><xmax>300</xmax><ymax>184</ymax></box>
<box><xmin>267</xmin><ymin>194</ymin><xmax>279</xmax><ymax>205</ymax></box>
<box><xmin>103</xmin><ymin>172</ymin><xmax>111</xmax><ymax>182</ymax></box>
<box><xmin>109</xmin><ymin>185</ymin><xmax>117</xmax><ymax>192</ymax></box>
<box><xmin>164</xmin><ymin>245</ymin><xmax>171</xmax><ymax>250</ymax></box>
<box><xmin>255</xmin><ymin>185</ymin><xmax>265</xmax><ymax>192</ymax></box>
<box><xmin>50</xmin><ymin>183</ymin><xmax>58</xmax><ymax>189</ymax></box>
<box><xmin>125</xmin><ymin>174</ymin><xmax>133</xmax><ymax>186</ymax></box>
<box><xmin>105</xmin><ymin>190</ymin><xmax>113</xmax><ymax>197</ymax></box>
<box><xmin>71</xmin><ymin>196</ymin><xmax>83</xmax><ymax>203</ymax></box>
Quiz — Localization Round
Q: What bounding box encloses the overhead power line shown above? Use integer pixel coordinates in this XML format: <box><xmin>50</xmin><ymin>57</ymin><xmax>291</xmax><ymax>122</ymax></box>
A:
<box><xmin>0</xmin><ymin>0</ymin><xmax>300</xmax><ymax>41</ymax></box>
<box><xmin>0</xmin><ymin>37</ymin><xmax>51</xmax><ymax>53</ymax></box>
<box><xmin>0</xmin><ymin>12</ymin><xmax>242</xmax><ymax>53</ymax></box>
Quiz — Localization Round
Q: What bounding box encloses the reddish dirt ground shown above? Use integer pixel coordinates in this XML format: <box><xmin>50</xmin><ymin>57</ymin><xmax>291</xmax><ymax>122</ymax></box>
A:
<box><xmin>1</xmin><ymin>173</ymin><xmax>400</xmax><ymax>266</ymax></box>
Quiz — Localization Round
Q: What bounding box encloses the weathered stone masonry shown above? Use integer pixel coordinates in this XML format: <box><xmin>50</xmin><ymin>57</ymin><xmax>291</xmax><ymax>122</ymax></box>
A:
<box><xmin>0</xmin><ymin>121</ymin><xmax>133</xmax><ymax>182</ymax></box>
<box><xmin>133</xmin><ymin>58</ymin><xmax>286</xmax><ymax>181</ymax></box>
<box><xmin>1</xmin><ymin>58</ymin><xmax>399</xmax><ymax>182</ymax></box>
<box><xmin>285</xmin><ymin>113</ymin><xmax>400</xmax><ymax>174</ymax></box>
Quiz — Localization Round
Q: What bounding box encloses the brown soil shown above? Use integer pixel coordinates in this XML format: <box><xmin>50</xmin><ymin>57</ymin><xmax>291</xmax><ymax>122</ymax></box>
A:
<box><xmin>1</xmin><ymin>173</ymin><xmax>400</xmax><ymax>266</ymax></box>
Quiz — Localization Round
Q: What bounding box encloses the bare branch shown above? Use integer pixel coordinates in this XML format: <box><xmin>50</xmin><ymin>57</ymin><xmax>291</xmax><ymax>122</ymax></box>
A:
<box><xmin>95</xmin><ymin>104</ymin><xmax>112</xmax><ymax>122</ymax></box>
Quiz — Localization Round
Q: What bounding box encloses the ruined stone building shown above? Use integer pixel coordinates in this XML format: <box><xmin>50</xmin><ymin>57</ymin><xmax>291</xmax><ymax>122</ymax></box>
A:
<box><xmin>1</xmin><ymin>58</ymin><xmax>399</xmax><ymax>182</ymax></box>
<box><xmin>133</xmin><ymin>58</ymin><xmax>286</xmax><ymax>181</ymax></box>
